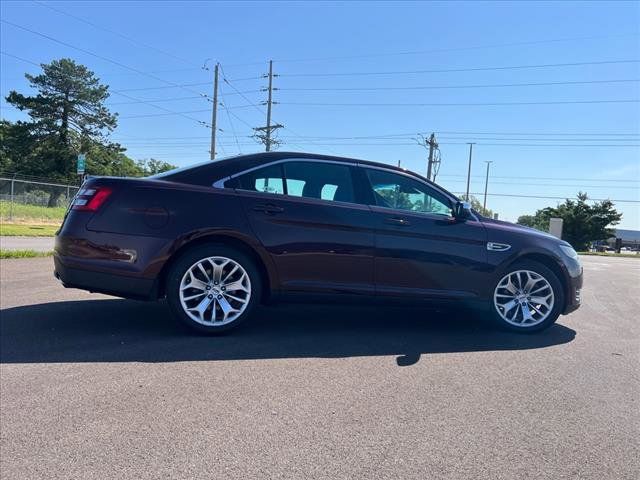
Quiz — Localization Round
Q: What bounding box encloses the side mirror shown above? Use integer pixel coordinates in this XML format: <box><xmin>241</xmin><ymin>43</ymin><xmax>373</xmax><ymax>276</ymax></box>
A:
<box><xmin>454</xmin><ymin>201</ymin><xmax>472</xmax><ymax>220</ymax></box>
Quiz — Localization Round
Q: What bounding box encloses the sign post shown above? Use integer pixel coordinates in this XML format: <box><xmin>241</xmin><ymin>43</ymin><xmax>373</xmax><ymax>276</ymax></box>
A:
<box><xmin>77</xmin><ymin>153</ymin><xmax>86</xmax><ymax>176</ymax></box>
<box><xmin>77</xmin><ymin>153</ymin><xmax>86</xmax><ymax>184</ymax></box>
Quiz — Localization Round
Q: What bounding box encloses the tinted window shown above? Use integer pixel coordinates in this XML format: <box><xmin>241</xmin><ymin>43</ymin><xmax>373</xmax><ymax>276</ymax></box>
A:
<box><xmin>365</xmin><ymin>169</ymin><xmax>452</xmax><ymax>216</ymax></box>
<box><xmin>235</xmin><ymin>164</ymin><xmax>285</xmax><ymax>195</ymax></box>
<box><xmin>283</xmin><ymin>161</ymin><xmax>355</xmax><ymax>203</ymax></box>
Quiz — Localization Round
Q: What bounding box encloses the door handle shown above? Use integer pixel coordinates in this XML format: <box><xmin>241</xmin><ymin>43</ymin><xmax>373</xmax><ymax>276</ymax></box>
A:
<box><xmin>385</xmin><ymin>217</ymin><xmax>411</xmax><ymax>226</ymax></box>
<box><xmin>253</xmin><ymin>204</ymin><xmax>284</xmax><ymax>215</ymax></box>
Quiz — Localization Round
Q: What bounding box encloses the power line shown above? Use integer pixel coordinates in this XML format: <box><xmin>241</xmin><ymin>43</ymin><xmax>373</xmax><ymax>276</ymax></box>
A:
<box><xmin>107</xmin><ymin>96</ymin><xmax>205</xmax><ymax>105</ymax></box>
<box><xmin>442</xmin><ymin>180</ymin><xmax>638</xmax><ymax>189</ymax></box>
<box><xmin>0</xmin><ymin>50</ymin><xmax>40</xmax><ymax>67</ymax></box>
<box><xmin>32</xmin><ymin>0</ymin><xmax>202</xmax><ymax>68</ymax></box>
<box><xmin>111</xmin><ymin>92</ymin><xmax>210</xmax><ymax>127</ymax></box>
<box><xmin>119</xmin><ymin>109</ymin><xmax>210</xmax><ymax>119</ymax></box>
<box><xmin>269</xmin><ymin>33</ymin><xmax>640</xmax><ymax>63</ymax></box>
<box><xmin>0</xmin><ymin>19</ymin><xmax>211</xmax><ymax>100</ymax></box>
<box><xmin>218</xmin><ymin>69</ymin><xmax>243</xmax><ymax>154</ymax></box>
<box><xmin>112</xmin><ymin>82</ymin><xmax>210</xmax><ymax>92</ymax></box>
<box><xmin>279</xmin><ymin>78</ymin><xmax>640</xmax><ymax>92</ymax></box>
<box><xmin>279</xmin><ymin>99</ymin><xmax>640</xmax><ymax>107</ymax></box>
<box><xmin>0</xmin><ymin>49</ymin><xmax>210</xmax><ymax>128</ymax></box>
<box><xmin>453</xmin><ymin>192</ymin><xmax>640</xmax><ymax>203</ymax></box>
<box><xmin>439</xmin><ymin>174</ymin><xmax>639</xmax><ymax>183</ymax></box>
<box><xmin>277</xmin><ymin>59</ymin><xmax>640</xmax><ymax>78</ymax></box>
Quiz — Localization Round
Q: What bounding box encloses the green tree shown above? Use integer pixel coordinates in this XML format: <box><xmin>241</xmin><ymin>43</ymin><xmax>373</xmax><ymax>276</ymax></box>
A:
<box><xmin>517</xmin><ymin>192</ymin><xmax>622</xmax><ymax>250</ymax></box>
<box><xmin>468</xmin><ymin>195</ymin><xmax>494</xmax><ymax>218</ymax></box>
<box><xmin>6</xmin><ymin>59</ymin><xmax>116</xmax><ymax>143</ymax></box>
<box><xmin>3</xmin><ymin>59</ymin><xmax>135</xmax><ymax>201</ymax></box>
<box><xmin>137</xmin><ymin>158</ymin><xmax>176</xmax><ymax>176</ymax></box>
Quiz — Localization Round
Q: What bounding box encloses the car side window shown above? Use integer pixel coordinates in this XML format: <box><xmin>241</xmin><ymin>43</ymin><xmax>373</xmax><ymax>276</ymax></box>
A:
<box><xmin>364</xmin><ymin>168</ymin><xmax>452</xmax><ymax>216</ymax></box>
<box><xmin>235</xmin><ymin>164</ymin><xmax>285</xmax><ymax>195</ymax></box>
<box><xmin>283</xmin><ymin>161</ymin><xmax>356</xmax><ymax>204</ymax></box>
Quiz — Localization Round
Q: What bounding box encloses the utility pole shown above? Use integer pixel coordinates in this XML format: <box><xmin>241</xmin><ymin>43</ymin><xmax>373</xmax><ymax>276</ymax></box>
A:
<box><xmin>254</xmin><ymin>60</ymin><xmax>283</xmax><ymax>151</ymax></box>
<box><xmin>465</xmin><ymin>143</ymin><xmax>475</xmax><ymax>201</ymax></box>
<box><xmin>210</xmin><ymin>63</ymin><xmax>219</xmax><ymax>160</ymax></box>
<box><xmin>483</xmin><ymin>160</ymin><xmax>493</xmax><ymax>211</ymax></box>
<box><xmin>426</xmin><ymin>133</ymin><xmax>438</xmax><ymax>181</ymax></box>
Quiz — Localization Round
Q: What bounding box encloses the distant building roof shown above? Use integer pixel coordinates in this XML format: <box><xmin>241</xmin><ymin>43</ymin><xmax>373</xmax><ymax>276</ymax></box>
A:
<box><xmin>613</xmin><ymin>229</ymin><xmax>640</xmax><ymax>242</ymax></box>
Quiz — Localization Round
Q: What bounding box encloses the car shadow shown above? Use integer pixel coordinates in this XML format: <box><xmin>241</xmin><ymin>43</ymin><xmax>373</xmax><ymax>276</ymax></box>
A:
<box><xmin>0</xmin><ymin>299</ymin><xmax>576</xmax><ymax>366</ymax></box>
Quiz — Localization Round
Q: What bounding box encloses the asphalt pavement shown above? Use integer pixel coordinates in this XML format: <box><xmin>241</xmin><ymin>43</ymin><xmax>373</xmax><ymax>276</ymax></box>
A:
<box><xmin>0</xmin><ymin>256</ymin><xmax>638</xmax><ymax>479</ymax></box>
<box><xmin>0</xmin><ymin>235</ymin><xmax>55</xmax><ymax>251</ymax></box>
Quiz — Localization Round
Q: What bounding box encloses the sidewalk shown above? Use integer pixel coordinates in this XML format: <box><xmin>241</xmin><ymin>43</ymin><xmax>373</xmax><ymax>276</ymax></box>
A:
<box><xmin>0</xmin><ymin>236</ymin><xmax>55</xmax><ymax>252</ymax></box>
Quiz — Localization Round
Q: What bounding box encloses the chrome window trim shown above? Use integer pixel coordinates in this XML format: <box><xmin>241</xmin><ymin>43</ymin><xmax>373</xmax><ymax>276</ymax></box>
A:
<box><xmin>212</xmin><ymin>158</ymin><xmax>356</xmax><ymax>188</ymax></box>
<box><xmin>213</xmin><ymin>158</ymin><xmax>360</xmax><ymax>206</ymax></box>
<box><xmin>211</xmin><ymin>156</ymin><xmax>475</xmax><ymax>219</ymax></box>
<box><xmin>213</xmin><ymin>157</ymin><xmax>456</xmax><ymax>200</ymax></box>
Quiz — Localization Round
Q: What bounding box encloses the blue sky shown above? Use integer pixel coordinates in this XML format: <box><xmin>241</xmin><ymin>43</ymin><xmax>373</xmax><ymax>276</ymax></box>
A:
<box><xmin>1</xmin><ymin>1</ymin><xmax>639</xmax><ymax>228</ymax></box>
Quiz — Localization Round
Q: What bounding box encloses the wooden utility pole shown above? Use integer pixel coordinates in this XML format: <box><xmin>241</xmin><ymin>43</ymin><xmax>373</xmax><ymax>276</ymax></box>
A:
<box><xmin>483</xmin><ymin>160</ymin><xmax>493</xmax><ymax>211</ymax></box>
<box><xmin>465</xmin><ymin>143</ymin><xmax>475</xmax><ymax>201</ymax></box>
<box><xmin>426</xmin><ymin>133</ymin><xmax>438</xmax><ymax>181</ymax></box>
<box><xmin>210</xmin><ymin>63</ymin><xmax>219</xmax><ymax>160</ymax></box>
<box><xmin>254</xmin><ymin>60</ymin><xmax>283</xmax><ymax>151</ymax></box>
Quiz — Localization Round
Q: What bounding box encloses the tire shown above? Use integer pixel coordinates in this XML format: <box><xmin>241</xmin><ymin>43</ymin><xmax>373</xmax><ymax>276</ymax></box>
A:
<box><xmin>165</xmin><ymin>243</ymin><xmax>261</xmax><ymax>334</ymax></box>
<box><xmin>488</xmin><ymin>260</ymin><xmax>564</xmax><ymax>333</ymax></box>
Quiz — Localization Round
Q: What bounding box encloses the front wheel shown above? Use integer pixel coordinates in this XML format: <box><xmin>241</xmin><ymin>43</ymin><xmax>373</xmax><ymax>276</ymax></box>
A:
<box><xmin>166</xmin><ymin>244</ymin><xmax>261</xmax><ymax>334</ymax></box>
<box><xmin>489</xmin><ymin>260</ymin><xmax>564</xmax><ymax>333</ymax></box>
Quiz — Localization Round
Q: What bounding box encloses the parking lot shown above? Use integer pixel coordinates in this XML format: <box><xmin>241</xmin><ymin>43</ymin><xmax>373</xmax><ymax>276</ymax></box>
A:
<box><xmin>0</xmin><ymin>255</ymin><xmax>638</xmax><ymax>479</ymax></box>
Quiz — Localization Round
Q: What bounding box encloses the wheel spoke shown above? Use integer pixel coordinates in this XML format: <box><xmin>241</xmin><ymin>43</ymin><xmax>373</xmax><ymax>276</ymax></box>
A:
<box><xmin>504</xmin><ymin>277</ymin><xmax>518</xmax><ymax>294</ymax></box>
<box><xmin>520</xmin><ymin>304</ymin><xmax>534</xmax><ymax>323</ymax></box>
<box><xmin>529</xmin><ymin>295</ymin><xmax>552</xmax><ymax>307</ymax></box>
<box><xmin>210</xmin><ymin>259</ymin><xmax>228</xmax><ymax>284</ymax></box>
<box><xmin>186</xmin><ymin>271</ymin><xmax>208</xmax><ymax>291</ymax></box>
<box><xmin>528</xmin><ymin>284</ymin><xmax>550</xmax><ymax>295</ymax></box>
<box><xmin>217</xmin><ymin>295</ymin><xmax>236</xmax><ymax>319</ymax></box>
<box><xmin>222</xmin><ymin>264</ymin><xmax>239</xmax><ymax>283</ymax></box>
<box><xmin>502</xmin><ymin>299</ymin><xmax>518</xmax><ymax>313</ymax></box>
<box><xmin>223</xmin><ymin>292</ymin><xmax>246</xmax><ymax>303</ymax></box>
<box><xmin>189</xmin><ymin>296</ymin><xmax>213</xmax><ymax>321</ymax></box>
<box><xmin>225</xmin><ymin>278</ymin><xmax>249</xmax><ymax>293</ymax></box>
<box><xmin>183</xmin><ymin>292</ymin><xmax>206</xmax><ymax>301</ymax></box>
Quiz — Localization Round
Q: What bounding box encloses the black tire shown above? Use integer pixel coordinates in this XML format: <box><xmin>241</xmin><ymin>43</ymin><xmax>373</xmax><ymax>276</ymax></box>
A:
<box><xmin>165</xmin><ymin>243</ymin><xmax>261</xmax><ymax>334</ymax></box>
<box><xmin>488</xmin><ymin>260</ymin><xmax>564</xmax><ymax>333</ymax></box>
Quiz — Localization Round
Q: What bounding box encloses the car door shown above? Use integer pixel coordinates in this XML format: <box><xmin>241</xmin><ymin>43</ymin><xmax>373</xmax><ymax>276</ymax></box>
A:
<box><xmin>359</xmin><ymin>166</ymin><xmax>488</xmax><ymax>299</ymax></box>
<box><xmin>230</xmin><ymin>159</ymin><xmax>375</xmax><ymax>295</ymax></box>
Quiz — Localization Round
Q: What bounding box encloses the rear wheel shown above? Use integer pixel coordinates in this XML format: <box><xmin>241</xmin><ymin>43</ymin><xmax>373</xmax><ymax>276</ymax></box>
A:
<box><xmin>166</xmin><ymin>244</ymin><xmax>261</xmax><ymax>334</ymax></box>
<box><xmin>489</xmin><ymin>260</ymin><xmax>564</xmax><ymax>333</ymax></box>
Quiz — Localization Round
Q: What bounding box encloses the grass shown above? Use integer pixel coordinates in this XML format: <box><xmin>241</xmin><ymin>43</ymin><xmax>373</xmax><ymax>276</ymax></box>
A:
<box><xmin>0</xmin><ymin>200</ymin><xmax>66</xmax><ymax>223</ymax></box>
<box><xmin>579</xmin><ymin>251</ymin><xmax>639</xmax><ymax>259</ymax></box>
<box><xmin>0</xmin><ymin>223</ymin><xmax>59</xmax><ymax>236</ymax></box>
<box><xmin>0</xmin><ymin>249</ymin><xmax>53</xmax><ymax>259</ymax></box>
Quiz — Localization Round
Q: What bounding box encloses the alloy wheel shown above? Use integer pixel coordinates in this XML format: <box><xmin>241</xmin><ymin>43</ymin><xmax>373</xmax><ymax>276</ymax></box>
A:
<box><xmin>179</xmin><ymin>256</ymin><xmax>251</xmax><ymax>326</ymax></box>
<box><xmin>493</xmin><ymin>269</ymin><xmax>555</xmax><ymax>327</ymax></box>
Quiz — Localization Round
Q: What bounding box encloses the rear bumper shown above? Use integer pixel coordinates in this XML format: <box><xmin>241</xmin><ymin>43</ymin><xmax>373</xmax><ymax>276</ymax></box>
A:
<box><xmin>54</xmin><ymin>255</ymin><xmax>156</xmax><ymax>300</ymax></box>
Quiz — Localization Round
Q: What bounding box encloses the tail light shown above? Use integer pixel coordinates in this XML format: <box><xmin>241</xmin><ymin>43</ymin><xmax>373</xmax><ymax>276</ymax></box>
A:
<box><xmin>72</xmin><ymin>186</ymin><xmax>113</xmax><ymax>212</ymax></box>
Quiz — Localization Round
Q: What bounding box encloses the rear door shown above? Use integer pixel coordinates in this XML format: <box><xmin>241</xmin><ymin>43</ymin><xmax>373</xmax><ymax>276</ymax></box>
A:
<box><xmin>359</xmin><ymin>166</ymin><xmax>488</xmax><ymax>299</ymax></box>
<box><xmin>231</xmin><ymin>159</ymin><xmax>375</xmax><ymax>295</ymax></box>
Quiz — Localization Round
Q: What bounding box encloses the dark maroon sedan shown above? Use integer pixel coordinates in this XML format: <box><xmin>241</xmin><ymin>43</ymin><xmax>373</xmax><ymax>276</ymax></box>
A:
<box><xmin>54</xmin><ymin>152</ymin><xmax>582</xmax><ymax>334</ymax></box>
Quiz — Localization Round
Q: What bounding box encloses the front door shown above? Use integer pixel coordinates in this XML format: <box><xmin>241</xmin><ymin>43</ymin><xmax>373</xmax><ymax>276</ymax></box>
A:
<box><xmin>360</xmin><ymin>167</ymin><xmax>488</xmax><ymax>299</ymax></box>
<box><xmin>235</xmin><ymin>160</ymin><xmax>375</xmax><ymax>295</ymax></box>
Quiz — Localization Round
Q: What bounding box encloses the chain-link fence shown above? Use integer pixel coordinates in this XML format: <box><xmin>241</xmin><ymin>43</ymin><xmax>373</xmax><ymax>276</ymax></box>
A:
<box><xmin>0</xmin><ymin>177</ymin><xmax>80</xmax><ymax>224</ymax></box>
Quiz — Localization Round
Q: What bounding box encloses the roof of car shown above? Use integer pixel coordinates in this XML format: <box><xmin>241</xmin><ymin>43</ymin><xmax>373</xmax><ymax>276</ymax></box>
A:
<box><xmin>156</xmin><ymin>151</ymin><xmax>433</xmax><ymax>188</ymax></box>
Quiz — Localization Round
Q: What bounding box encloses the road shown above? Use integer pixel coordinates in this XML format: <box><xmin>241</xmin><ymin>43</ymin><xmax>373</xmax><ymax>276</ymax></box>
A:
<box><xmin>0</xmin><ymin>235</ymin><xmax>54</xmax><ymax>251</ymax></box>
<box><xmin>1</xmin><ymin>256</ymin><xmax>638</xmax><ymax>479</ymax></box>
